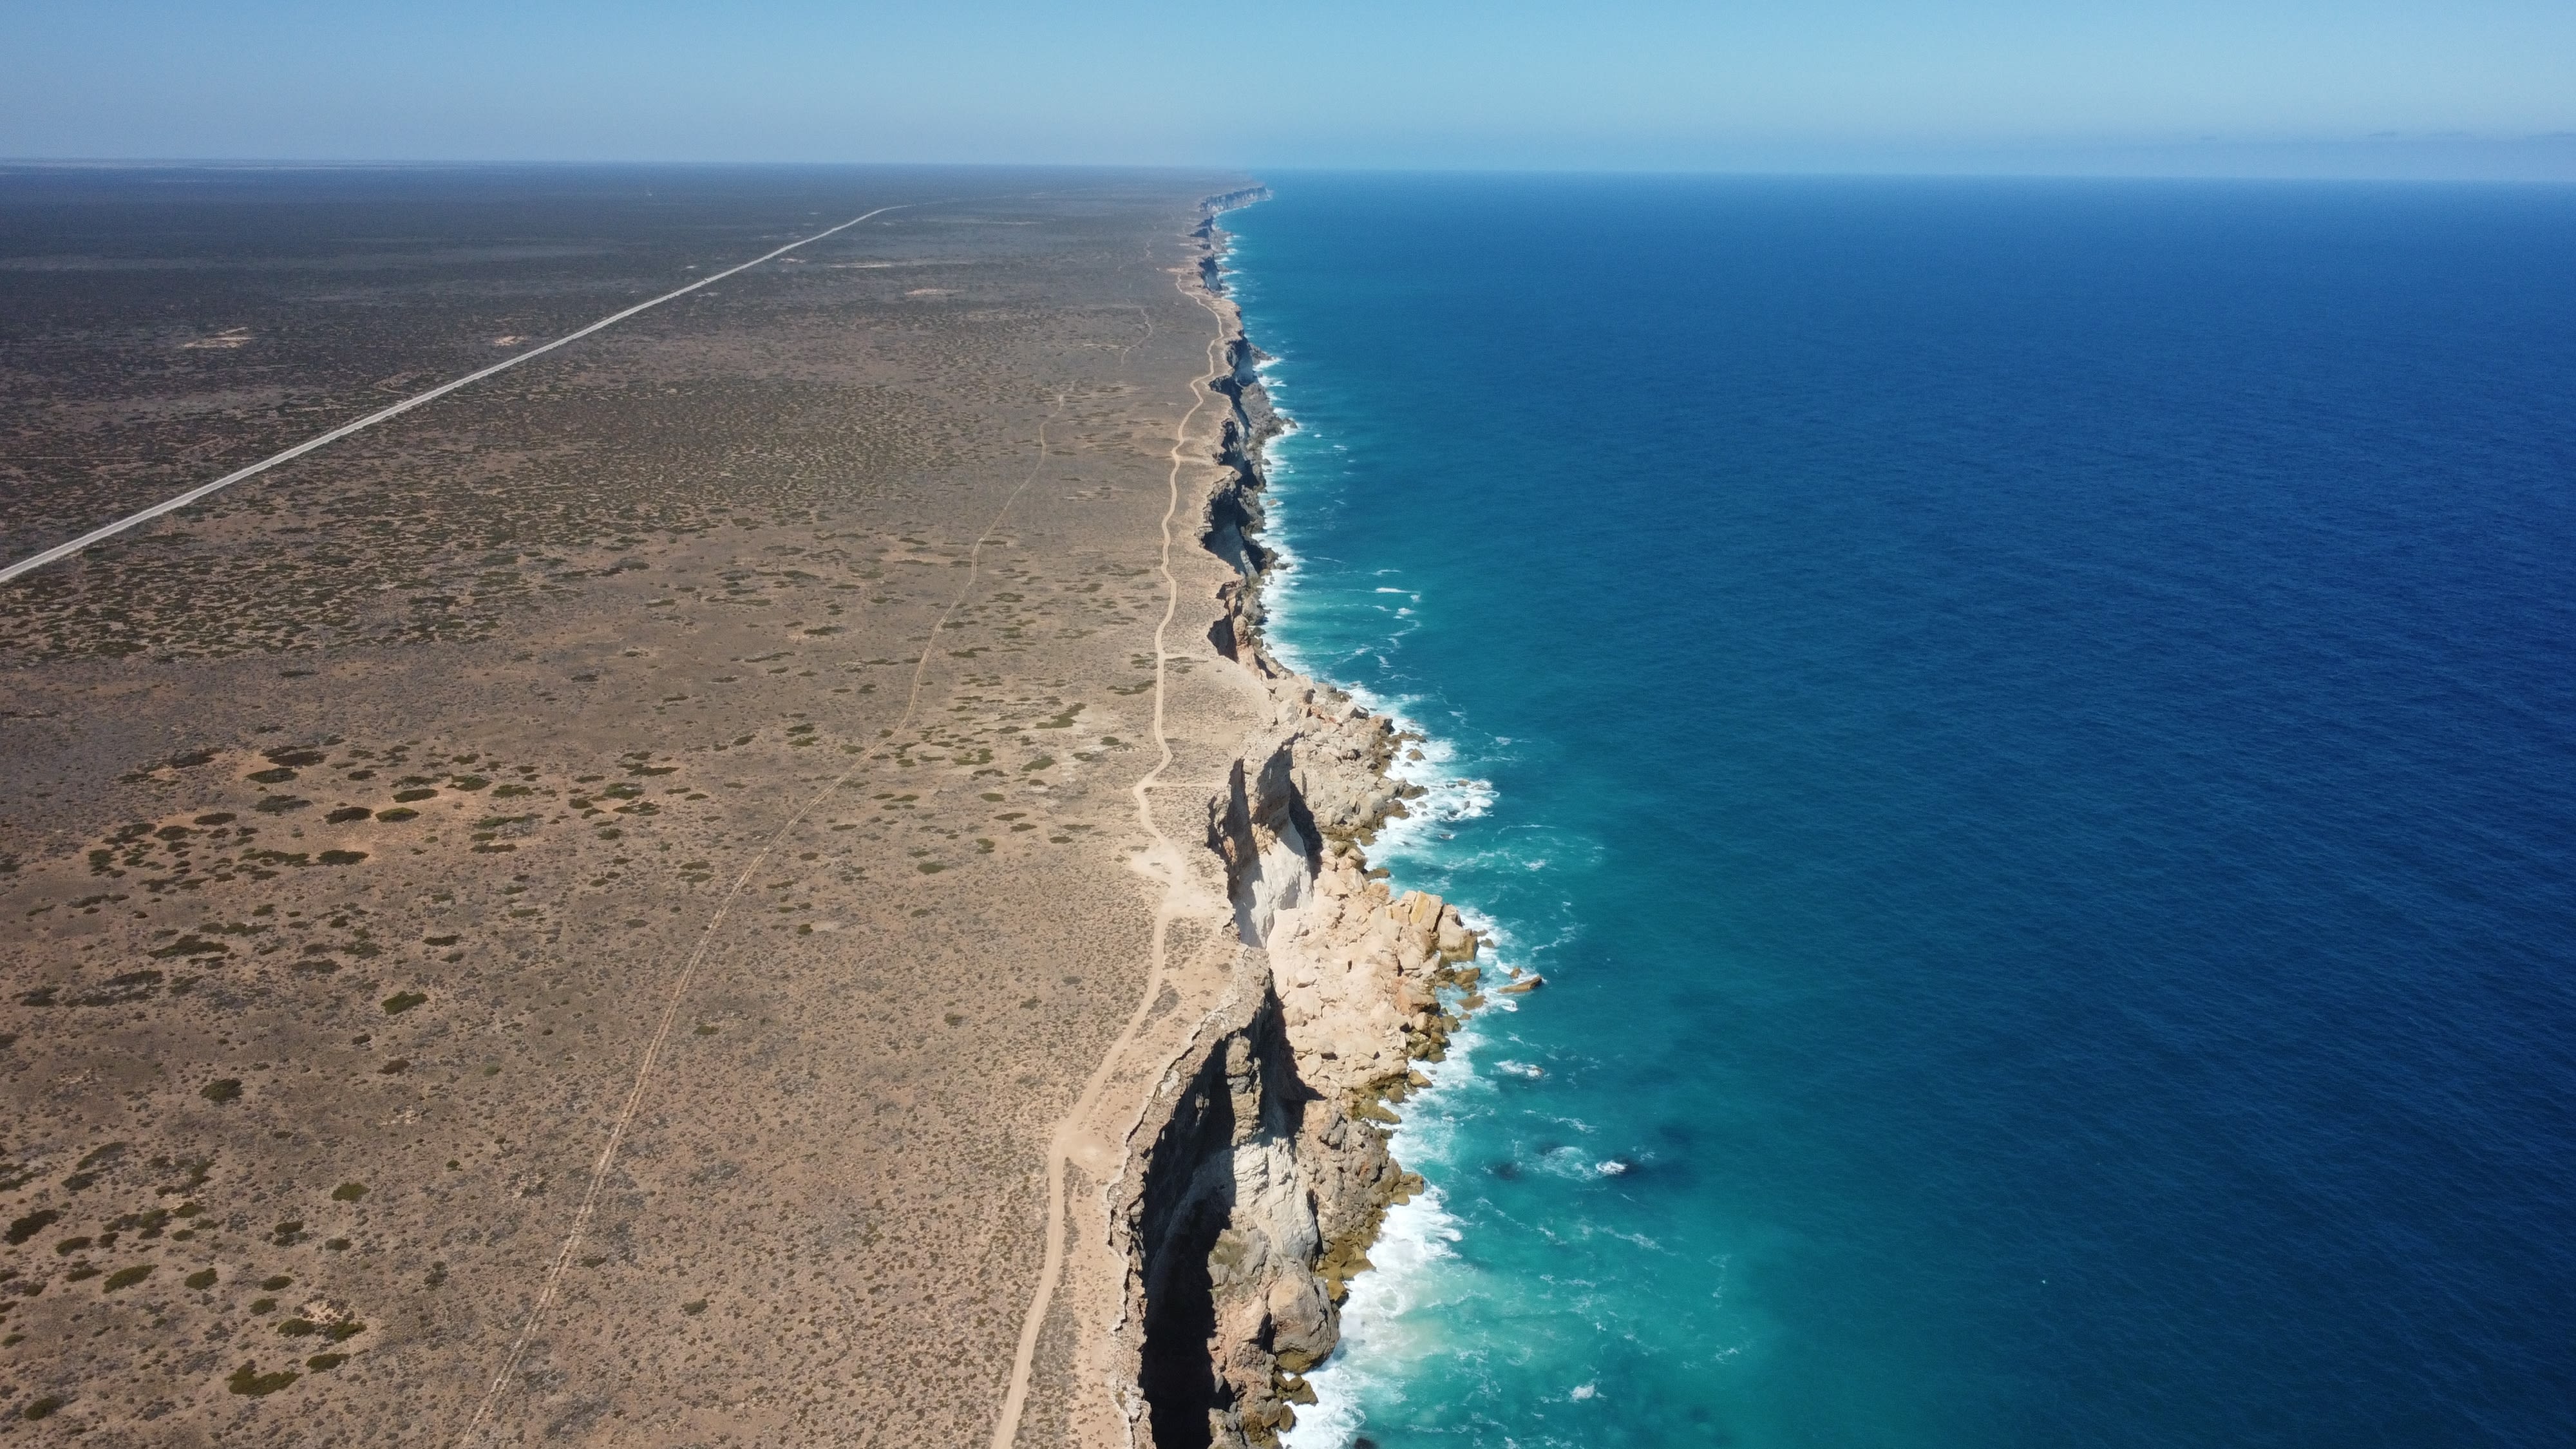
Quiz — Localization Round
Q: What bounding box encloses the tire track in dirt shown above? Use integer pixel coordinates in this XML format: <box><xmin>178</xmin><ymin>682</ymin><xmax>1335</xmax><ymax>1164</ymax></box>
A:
<box><xmin>458</xmin><ymin>389</ymin><xmax>1065</xmax><ymax>1444</ymax></box>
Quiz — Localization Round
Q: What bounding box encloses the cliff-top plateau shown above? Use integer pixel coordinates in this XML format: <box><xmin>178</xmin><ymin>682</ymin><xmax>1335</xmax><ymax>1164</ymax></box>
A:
<box><xmin>0</xmin><ymin>166</ymin><xmax>1485</xmax><ymax>1449</ymax></box>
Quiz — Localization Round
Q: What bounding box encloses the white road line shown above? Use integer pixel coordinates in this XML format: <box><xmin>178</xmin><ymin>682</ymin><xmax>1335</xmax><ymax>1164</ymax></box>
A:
<box><xmin>0</xmin><ymin>203</ymin><xmax>915</xmax><ymax>586</ymax></box>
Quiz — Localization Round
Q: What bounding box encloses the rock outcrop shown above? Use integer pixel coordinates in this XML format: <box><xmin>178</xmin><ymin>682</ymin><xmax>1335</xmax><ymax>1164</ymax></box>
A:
<box><xmin>1113</xmin><ymin>193</ymin><xmax>1492</xmax><ymax>1449</ymax></box>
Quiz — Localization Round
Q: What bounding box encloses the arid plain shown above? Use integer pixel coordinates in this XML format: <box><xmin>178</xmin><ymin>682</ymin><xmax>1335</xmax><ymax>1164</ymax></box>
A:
<box><xmin>0</xmin><ymin>166</ymin><xmax>1292</xmax><ymax>1444</ymax></box>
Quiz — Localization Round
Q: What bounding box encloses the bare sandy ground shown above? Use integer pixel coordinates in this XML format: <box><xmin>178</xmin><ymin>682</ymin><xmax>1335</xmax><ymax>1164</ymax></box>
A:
<box><xmin>0</xmin><ymin>170</ymin><xmax>1267</xmax><ymax>1445</ymax></box>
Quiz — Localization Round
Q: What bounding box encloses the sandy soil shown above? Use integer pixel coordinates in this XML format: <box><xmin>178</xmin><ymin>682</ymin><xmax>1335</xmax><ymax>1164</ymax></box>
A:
<box><xmin>0</xmin><ymin>168</ymin><xmax>1264</xmax><ymax>1446</ymax></box>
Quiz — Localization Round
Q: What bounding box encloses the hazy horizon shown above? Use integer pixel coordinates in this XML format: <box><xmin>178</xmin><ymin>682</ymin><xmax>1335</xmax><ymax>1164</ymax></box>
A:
<box><xmin>8</xmin><ymin>0</ymin><xmax>2575</xmax><ymax>182</ymax></box>
<box><xmin>5</xmin><ymin>149</ymin><xmax>2575</xmax><ymax>185</ymax></box>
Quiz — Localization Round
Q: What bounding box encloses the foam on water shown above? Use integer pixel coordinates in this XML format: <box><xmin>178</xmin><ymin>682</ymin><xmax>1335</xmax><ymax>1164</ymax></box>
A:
<box><xmin>1283</xmin><ymin>1024</ymin><xmax>1491</xmax><ymax>1449</ymax></box>
<box><xmin>1237</xmin><ymin>254</ymin><xmax>1544</xmax><ymax>1449</ymax></box>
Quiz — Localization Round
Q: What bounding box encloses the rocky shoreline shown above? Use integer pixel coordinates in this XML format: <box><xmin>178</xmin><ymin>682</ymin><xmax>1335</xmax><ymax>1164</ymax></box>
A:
<box><xmin>1110</xmin><ymin>194</ymin><xmax>1508</xmax><ymax>1449</ymax></box>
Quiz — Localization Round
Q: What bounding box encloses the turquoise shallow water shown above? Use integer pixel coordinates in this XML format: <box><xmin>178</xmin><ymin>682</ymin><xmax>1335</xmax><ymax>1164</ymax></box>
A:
<box><xmin>1223</xmin><ymin>175</ymin><xmax>2576</xmax><ymax>1448</ymax></box>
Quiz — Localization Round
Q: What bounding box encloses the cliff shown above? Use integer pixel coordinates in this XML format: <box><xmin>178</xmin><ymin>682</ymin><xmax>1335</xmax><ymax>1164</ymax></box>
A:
<box><xmin>1109</xmin><ymin>192</ymin><xmax>1497</xmax><ymax>1449</ymax></box>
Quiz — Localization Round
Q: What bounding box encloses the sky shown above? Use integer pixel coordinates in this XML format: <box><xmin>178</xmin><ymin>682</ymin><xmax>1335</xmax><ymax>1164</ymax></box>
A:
<box><xmin>5</xmin><ymin>0</ymin><xmax>2574</xmax><ymax>179</ymax></box>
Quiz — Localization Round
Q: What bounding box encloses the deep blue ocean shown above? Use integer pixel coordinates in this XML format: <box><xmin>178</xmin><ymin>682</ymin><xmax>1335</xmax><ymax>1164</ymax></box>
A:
<box><xmin>1221</xmin><ymin>175</ymin><xmax>2576</xmax><ymax>1448</ymax></box>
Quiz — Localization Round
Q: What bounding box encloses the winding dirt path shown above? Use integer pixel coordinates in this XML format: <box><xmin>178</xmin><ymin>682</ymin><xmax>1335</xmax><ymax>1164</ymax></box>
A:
<box><xmin>987</xmin><ymin>261</ymin><xmax>1236</xmax><ymax>1449</ymax></box>
<box><xmin>457</xmin><ymin>391</ymin><xmax>1065</xmax><ymax>1445</ymax></box>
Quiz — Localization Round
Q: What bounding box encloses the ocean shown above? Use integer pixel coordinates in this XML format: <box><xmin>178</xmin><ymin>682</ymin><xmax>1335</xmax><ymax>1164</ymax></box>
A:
<box><xmin>1220</xmin><ymin>175</ymin><xmax>2576</xmax><ymax>1448</ymax></box>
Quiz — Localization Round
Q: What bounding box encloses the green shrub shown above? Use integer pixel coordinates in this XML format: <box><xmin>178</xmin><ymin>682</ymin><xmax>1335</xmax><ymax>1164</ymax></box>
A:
<box><xmin>227</xmin><ymin>1363</ymin><xmax>297</xmax><ymax>1396</ymax></box>
<box><xmin>7</xmin><ymin>1209</ymin><xmax>61</xmax><ymax>1245</ymax></box>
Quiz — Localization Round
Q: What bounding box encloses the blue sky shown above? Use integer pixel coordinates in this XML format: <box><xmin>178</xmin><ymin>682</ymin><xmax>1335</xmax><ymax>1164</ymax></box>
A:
<box><xmin>6</xmin><ymin>0</ymin><xmax>2573</xmax><ymax>178</ymax></box>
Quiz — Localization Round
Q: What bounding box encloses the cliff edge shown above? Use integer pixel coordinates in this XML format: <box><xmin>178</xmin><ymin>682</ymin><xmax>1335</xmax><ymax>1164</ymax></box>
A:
<box><xmin>1107</xmin><ymin>192</ymin><xmax>1496</xmax><ymax>1449</ymax></box>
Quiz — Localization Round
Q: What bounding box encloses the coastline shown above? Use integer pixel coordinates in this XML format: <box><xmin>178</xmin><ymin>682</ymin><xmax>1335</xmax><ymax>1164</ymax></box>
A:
<box><xmin>1088</xmin><ymin>191</ymin><xmax>1502</xmax><ymax>1449</ymax></box>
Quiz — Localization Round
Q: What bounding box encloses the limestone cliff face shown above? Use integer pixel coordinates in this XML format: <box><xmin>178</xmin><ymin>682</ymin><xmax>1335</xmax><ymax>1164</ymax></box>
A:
<box><xmin>1115</xmin><ymin>196</ymin><xmax>1490</xmax><ymax>1449</ymax></box>
<box><xmin>1202</xmin><ymin>338</ymin><xmax>1283</xmax><ymax>662</ymax></box>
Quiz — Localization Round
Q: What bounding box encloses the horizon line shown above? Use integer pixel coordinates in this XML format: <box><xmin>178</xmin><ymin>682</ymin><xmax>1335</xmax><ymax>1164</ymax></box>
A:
<box><xmin>5</xmin><ymin>156</ymin><xmax>2576</xmax><ymax>187</ymax></box>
